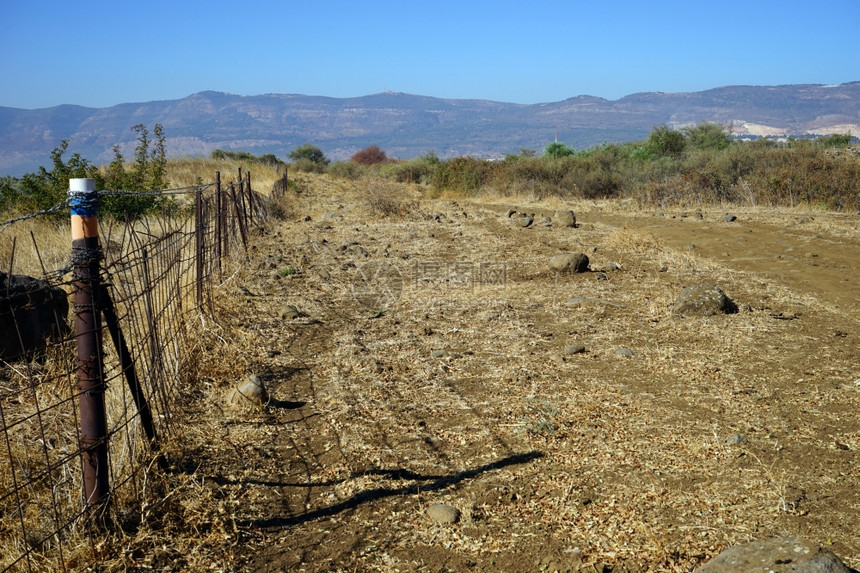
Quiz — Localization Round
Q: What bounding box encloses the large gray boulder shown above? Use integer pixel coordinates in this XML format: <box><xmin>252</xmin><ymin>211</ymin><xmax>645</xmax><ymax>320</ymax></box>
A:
<box><xmin>695</xmin><ymin>537</ymin><xmax>856</xmax><ymax>573</ymax></box>
<box><xmin>0</xmin><ymin>272</ymin><xmax>69</xmax><ymax>360</ymax></box>
<box><xmin>673</xmin><ymin>284</ymin><xmax>737</xmax><ymax>316</ymax></box>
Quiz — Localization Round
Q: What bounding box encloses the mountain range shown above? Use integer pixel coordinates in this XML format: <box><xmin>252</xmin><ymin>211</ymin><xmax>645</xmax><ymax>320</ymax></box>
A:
<box><xmin>1</xmin><ymin>82</ymin><xmax>858</xmax><ymax>176</ymax></box>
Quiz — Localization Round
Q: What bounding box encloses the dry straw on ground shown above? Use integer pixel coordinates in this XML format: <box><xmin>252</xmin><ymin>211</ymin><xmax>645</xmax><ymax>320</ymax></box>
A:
<box><xmin>3</xmin><ymin>171</ymin><xmax>860</xmax><ymax>571</ymax></box>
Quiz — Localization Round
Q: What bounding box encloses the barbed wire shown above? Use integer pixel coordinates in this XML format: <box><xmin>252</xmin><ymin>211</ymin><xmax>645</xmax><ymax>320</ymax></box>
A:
<box><xmin>0</xmin><ymin>183</ymin><xmax>217</xmax><ymax>233</ymax></box>
<box><xmin>0</xmin><ymin>202</ymin><xmax>67</xmax><ymax>232</ymax></box>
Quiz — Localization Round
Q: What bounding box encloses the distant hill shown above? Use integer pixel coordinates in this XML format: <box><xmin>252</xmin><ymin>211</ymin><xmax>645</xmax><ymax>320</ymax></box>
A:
<box><xmin>1</xmin><ymin>82</ymin><xmax>858</xmax><ymax>176</ymax></box>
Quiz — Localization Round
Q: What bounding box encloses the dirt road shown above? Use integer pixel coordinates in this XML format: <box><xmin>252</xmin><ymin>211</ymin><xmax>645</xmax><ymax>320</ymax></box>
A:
<box><xmin>171</xmin><ymin>183</ymin><xmax>860</xmax><ymax>572</ymax></box>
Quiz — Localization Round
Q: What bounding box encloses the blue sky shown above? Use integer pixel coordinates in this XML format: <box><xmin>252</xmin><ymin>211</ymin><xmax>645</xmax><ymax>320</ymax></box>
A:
<box><xmin>1</xmin><ymin>0</ymin><xmax>857</xmax><ymax>109</ymax></box>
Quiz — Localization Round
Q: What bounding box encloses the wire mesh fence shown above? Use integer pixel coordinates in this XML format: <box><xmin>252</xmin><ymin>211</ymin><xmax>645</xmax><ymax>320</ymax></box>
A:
<box><xmin>0</xmin><ymin>171</ymin><xmax>267</xmax><ymax>571</ymax></box>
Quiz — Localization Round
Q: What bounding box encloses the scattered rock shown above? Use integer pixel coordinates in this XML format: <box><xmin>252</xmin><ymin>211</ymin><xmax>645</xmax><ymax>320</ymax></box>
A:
<box><xmin>548</xmin><ymin>253</ymin><xmax>589</xmax><ymax>273</ymax></box>
<box><xmin>554</xmin><ymin>209</ymin><xmax>577</xmax><ymax>228</ymax></box>
<box><xmin>227</xmin><ymin>374</ymin><xmax>268</xmax><ymax>409</ymax></box>
<box><xmin>506</xmin><ymin>209</ymin><xmax>517</xmax><ymax>218</ymax></box>
<box><xmin>565</xmin><ymin>344</ymin><xmax>586</xmax><ymax>355</ymax></box>
<box><xmin>517</xmin><ymin>213</ymin><xmax>534</xmax><ymax>228</ymax></box>
<box><xmin>722</xmin><ymin>434</ymin><xmax>748</xmax><ymax>445</ymax></box>
<box><xmin>724</xmin><ymin>214</ymin><xmax>737</xmax><ymax>222</ymax></box>
<box><xmin>605</xmin><ymin>262</ymin><xmax>621</xmax><ymax>271</ymax></box>
<box><xmin>615</xmin><ymin>347</ymin><xmax>636</xmax><ymax>357</ymax></box>
<box><xmin>695</xmin><ymin>537</ymin><xmax>855</xmax><ymax>573</ymax></box>
<box><xmin>431</xmin><ymin>349</ymin><xmax>460</xmax><ymax>359</ymax></box>
<box><xmin>539</xmin><ymin>216</ymin><xmax>553</xmax><ymax>227</ymax></box>
<box><xmin>426</xmin><ymin>503</ymin><xmax>460</xmax><ymax>524</ymax></box>
<box><xmin>342</xmin><ymin>242</ymin><xmax>369</xmax><ymax>258</ymax></box>
<box><xmin>673</xmin><ymin>284</ymin><xmax>738</xmax><ymax>317</ymax></box>
<box><xmin>684</xmin><ymin>243</ymin><xmax>696</xmax><ymax>250</ymax></box>
<box><xmin>281</xmin><ymin>304</ymin><xmax>303</xmax><ymax>319</ymax></box>
<box><xmin>595</xmin><ymin>273</ymin><xmax>608</xmax><ymax>281</ymax></box>
<box><xmin>695</xmin><ymin>212</ymin><xmax>704</xmax><ymax>220</ymax></box>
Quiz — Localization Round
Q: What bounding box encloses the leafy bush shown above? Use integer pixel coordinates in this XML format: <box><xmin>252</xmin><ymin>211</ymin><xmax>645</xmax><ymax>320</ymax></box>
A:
<box><xmin>683</xmin><ymin>123</ymin><xmax>732</xmax><ymax>151</ymax></box>
<box><xmin>639</xmin><ymin>125</ymin><xmax>687</xmax><ymax>158</ymax></box>
<box><xmin>288</xmin><ymin>143</ymin><xmax>329</xmax><ymax>167</ymax></box>
<box><xmin>20</xmin><ymin>140</ymin><xmax>103</xmax><ymax>211</ymax></box>
<box><xmin>430</xmin><ymin>156</ymin><xmax>495</xmax><ymax>193</ymax></box>
<box><xmin>543</xmin><ymin>141</ymin><xmax>576</xmax><ymax>158</ymax></box>
<box><xmin>351</xmin><ymin>145</ymin><xmax>389</xmax><ymax>165</ymax></box>
<box><xmin>328</xmin><ymin>161</ymin><xmax>368</xmax><ymax>180</ymax></box>
<box><xmin>387</xmin><ymin>151</ymin><xmax>441</xmax><ymax>184</ymax></box>
<box><xmin>100</xmin><ymin>124</ymin><xmax>170</xmax><ymax>219</ymax></box>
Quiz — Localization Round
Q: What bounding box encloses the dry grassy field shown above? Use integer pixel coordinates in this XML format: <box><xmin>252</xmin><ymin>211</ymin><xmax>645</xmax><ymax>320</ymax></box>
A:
<box><xmin>100</xmin><ymin>171</ymin><xmax>857</xmax><ymax>573</ymax></box>
<box><xmin>7</xmin><ymin>168</ymin><xmax>858</xmax><ymax>572</ymax></box>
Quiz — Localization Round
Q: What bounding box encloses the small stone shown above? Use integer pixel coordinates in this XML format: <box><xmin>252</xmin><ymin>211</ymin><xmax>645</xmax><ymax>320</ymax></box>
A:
<box><xmin>565</xmin><ymin>344</ymin><xmax>586</xmax><ymax>355</ymax></box>
<box><xmin>554</xmin><ymin>209</ymin><xmax>577</xmax><ymax>228</ymax></box>
<box><xmin>430</xmin><ymin>349</ymin><xmax>450</xmax><ymax>358</ymax></box>
<box><xmin>722</xmin><ymin>434</ymin><xmax>747</xmax><ymax>445</ymax></box>
<box><xmin>426</xmin><ymin>503</ymin><xmax>460</xmax><ymax>524</ymax></box>
<box><xmin>724</xmin><ymin>214</ymin><xmax>737</xmax><ymax>222</ymax></box>
<box><xmin>281</xmin><ymin>304</ymin><xmax>302</xmax><ymax>319</ymax></box>
<box><xmin>227</xmin><ymin>374</ymin><xmax>268</xmax><ymax>409</ymax></box>
<box><xmin>605</xmin><ymin>262</ymin><xmax>621</xmax><ymax>271</ymax></box>
<box><xmin>684</xmin><ymin>243</ymin><xmax>696</xmax><ymax>250</ymax></box>
<box><xmin>615</xmin><ymin>348</ymin><xmax>635</xmax><ymax>357</ymax></box>
<box><xmin>518</xmin><ymin>214</ymin><xmax>534</xmax><ymax>228</ymax></box>
<box><xmin>595</xmin><ymin>273</ymin><xmax>608</xmax><ymax>281</ymax></box>
<box><xmin>548</xmin><ymin>253</ymin><xmax>589</xmax><ymax>273</ymax></box>
<box><xmin>506</xmin><ymin>209</ymin><xmax>517</xmax><ymax>218</ymax></box>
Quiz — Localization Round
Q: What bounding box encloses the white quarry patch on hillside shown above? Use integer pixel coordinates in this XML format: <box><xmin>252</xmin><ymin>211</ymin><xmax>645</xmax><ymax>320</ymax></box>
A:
<box><xmin>731</xmin><ymin>121</ymin><xmax>788</xmax><ymax>136</ymax></box>
<box><xmin>806</xmin><ymin>123</ymin><xmax>860</xmax><ymax>136</ymax></box>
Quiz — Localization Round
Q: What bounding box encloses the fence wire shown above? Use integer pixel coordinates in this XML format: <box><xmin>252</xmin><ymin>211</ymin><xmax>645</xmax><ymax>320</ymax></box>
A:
<box><xmin>0</xmin><ymin>174</ymin><xmax>267</xmax><ymax>571</ymax></box>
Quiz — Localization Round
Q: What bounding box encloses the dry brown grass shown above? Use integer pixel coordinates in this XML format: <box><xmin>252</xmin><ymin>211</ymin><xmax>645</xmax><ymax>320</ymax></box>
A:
<box><xmin>3</xmin><ymin>170</ymin><xmax>860</xmax><ymax>571</ymax></box>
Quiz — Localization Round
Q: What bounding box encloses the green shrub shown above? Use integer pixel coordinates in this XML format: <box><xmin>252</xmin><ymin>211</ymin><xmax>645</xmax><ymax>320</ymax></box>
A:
<box><xmin>542</xmin><ymin>141</ymin><xmax>576</xmax><ymax>158</ymax></box>
<box><xmin>288</xmin><ymin>143</ymin><xmax>329</xmax><ymax>167</ymax></box>
<box><xmin>328</xmin><ymin>160</ymin><xmax>368</xmax><ymax>180</ymax></box>
<box><xmin>430</xmin><ymin>156</ymin><xmax>494</xmax><ymax>193</ymax></box>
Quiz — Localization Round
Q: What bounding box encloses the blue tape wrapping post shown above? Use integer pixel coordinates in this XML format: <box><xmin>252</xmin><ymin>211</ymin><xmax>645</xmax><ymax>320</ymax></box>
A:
<box><xmin>68</xmin><ymin>190</ymin><xmax>99</xmax><ymax>217</ymax></box>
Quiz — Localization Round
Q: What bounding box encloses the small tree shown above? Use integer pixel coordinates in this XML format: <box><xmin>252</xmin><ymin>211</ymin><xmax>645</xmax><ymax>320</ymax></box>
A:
<box><xmin>288</xmin><ymin>143</ymin><xmax>329</xmax><ymax>167</ymax></box>
<box><xmin>543</xmin><ymin>141</ymin><xmax>576</xmax><ymax>159</ymax></box>
<box><xmin>643</xmin><ymin>125</ymin><xmax>686</xmax><ymax>158</ymax></box>
<box><xmin>351</xmin><ymin>145</ymin><xmax>389</xmax><ymax>165</ymax></box>
<box><xmin>683</xmin><ymin>122</ymin><xmax>731</xmax><ymax>151</ymax></box>
<box><xmin>20</xmin><ymin>140</ymin><xmax>103</xmax><ymax>211</ymax></box>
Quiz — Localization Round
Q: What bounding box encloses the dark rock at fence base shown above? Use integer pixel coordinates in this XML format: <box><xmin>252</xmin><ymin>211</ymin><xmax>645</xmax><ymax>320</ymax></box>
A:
<box><xmin>0</xmin><ymin>272</ymin><xmax>69</xmax><ymax>360</ymax></box>
<box><xmin>673</xmin><ymin>284</ymin><xmax>738</xmax><ymax>317</ymax></box>
<box><xmin>724</xmin><ymin>214</ymin><xmax>738</xmax><ymax>222</ymax></box>
<box><xmin>695</xmin><ymin>537</ymin><xmax>856</xmax><ymax>573</ymax></box>
<box><xmin>549</xmin><ymin>253</ymin><xmax>589</xmax><ymax>273</ymax></box>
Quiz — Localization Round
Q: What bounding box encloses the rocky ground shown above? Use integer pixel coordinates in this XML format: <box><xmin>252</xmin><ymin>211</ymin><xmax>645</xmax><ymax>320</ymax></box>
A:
<box><xmin>151</xmin><ymin>175</ymin><xmax>860</xmax><ymax>572</ymax></box>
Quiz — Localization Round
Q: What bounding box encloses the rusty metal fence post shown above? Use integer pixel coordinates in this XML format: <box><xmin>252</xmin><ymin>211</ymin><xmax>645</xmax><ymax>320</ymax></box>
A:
<box><xmin>195</xmin><ymin>185</ymin><xmax>204</xmax><ymax>307</ymax></box>
<box><xmin>68</xmin><ymin>178</ymin><xmax>110</xmax><ymax>520</ymax></box>
<box><xmin>215</xmin><ymin>171</ymin><xmax>222</xmax><ymax>276</ymax></box>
